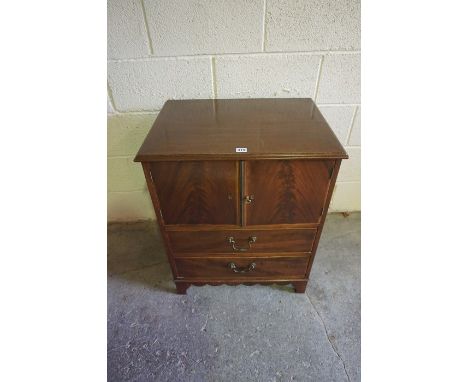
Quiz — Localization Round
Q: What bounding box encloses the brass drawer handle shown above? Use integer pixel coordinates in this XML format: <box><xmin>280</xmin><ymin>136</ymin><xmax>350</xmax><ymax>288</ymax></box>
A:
<box><xmin>228</xmin><ymin>236</ymin><xmax>256</xmax><ymax>252</ymax></box>
<box><xmin>228</xmin><ymin>262</ymin><xmax>256</xmax><ymax>273</ymax></box>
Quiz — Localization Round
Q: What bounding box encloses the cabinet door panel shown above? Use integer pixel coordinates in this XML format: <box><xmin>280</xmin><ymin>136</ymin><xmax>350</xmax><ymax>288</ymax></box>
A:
<box><xmin>149</xmin><ymin>161</ymin><xmax>239</xmax><ymax>225</ymax></box>
<box><xmin>244</xmin><ymin>160</ymin><xmax>334</xmax><ymax>225</ymax></box>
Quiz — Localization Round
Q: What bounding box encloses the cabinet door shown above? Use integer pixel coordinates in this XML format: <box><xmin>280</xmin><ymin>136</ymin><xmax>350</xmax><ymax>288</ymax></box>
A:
<box><xmin>244</xmin><ymin>160</ymin><xmax>334</xmax><ymax>225</ymax></box>
<box><xmin>149</xmin><ymin>161</ymin><xmax>239</xmax><ymax>225</ymax></box>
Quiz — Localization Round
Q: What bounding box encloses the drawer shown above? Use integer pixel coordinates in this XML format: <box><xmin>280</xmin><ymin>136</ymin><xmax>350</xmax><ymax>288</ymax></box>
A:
<box><xmin>175</xmin><ymin>256</ymin><xmax>309</xmax><ymax>279</ymax></box>
<box><xmin>168</xmin><ymin>229</ymin><xmax>316</xmax><ymax>255</ymax></box>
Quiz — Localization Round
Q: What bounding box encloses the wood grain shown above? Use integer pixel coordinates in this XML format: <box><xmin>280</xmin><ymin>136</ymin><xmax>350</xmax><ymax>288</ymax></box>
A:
<box><xmin>164</xmin><ymin>223</ymin><xmax>320</xmax><ymax>231</ymax></box>
<box><xmin>175</xmin><ymin>256</ymin><xmax>309</xmax><ymax>279</ymax></box>
<box><xmin>141</xmin><ymin>162</ymin><xmax>179</xmax><ymax>277</ymax></box>
<box><xmin>136</xmin><ymin>98</ymin><xmax>347</xmax><ymax>295</ymax></box>
<box><xmin>149</xmin><ymin>161</ymin><xmax>239</xmax><ymax>225</ymax></box>
<box><xmin>168</xmin><ymin>229</ymin><xmax>316</xmax><ymax>255</ymax></box>
<box><xmin>304</xmin><ymin>159</ymin><xmax>342</xmax><ymax>278</ymax></box>
<box><xmin>244</xmin><ymin>160</ymin><xmax>335</xmax><ymax>225</ymax></box>
<box><xmin>134</xmin><ymin>99</ymin><xmax>348</xmax><ymax>162</ymax></box>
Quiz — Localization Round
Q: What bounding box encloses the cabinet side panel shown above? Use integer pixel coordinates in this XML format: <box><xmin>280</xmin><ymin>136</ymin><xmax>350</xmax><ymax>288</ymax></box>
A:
<box><xmin>141</xmin><ymin>162</ymin><xmax>178</xmax><ymax>278</ymax></box>
<box><xmin>305</xmin><ymin>159</ymin><xmax>342</xmax><ymax>278</ymax></box>
<box><xmin>149</xmin><ymin>161</ymin><xmax>239</xmax><ymax>225</ymax></box>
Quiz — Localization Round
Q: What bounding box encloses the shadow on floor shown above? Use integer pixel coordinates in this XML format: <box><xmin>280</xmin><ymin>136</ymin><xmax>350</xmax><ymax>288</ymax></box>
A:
<box><xmin>107</xmin><ymin>220</ymin><xmax>175</xmax><ymax>292</ymax></box>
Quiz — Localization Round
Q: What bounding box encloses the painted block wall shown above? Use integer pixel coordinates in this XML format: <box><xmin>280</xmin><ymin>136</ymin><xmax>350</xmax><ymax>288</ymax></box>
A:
<box><xmin>108</xmin><ymin>0</ymin><xmax>361</xmax><ymax>221</ymax></box>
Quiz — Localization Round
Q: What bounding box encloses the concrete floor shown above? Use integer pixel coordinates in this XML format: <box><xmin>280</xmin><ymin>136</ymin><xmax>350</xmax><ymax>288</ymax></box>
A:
<box><xmin>108</xmin><ymin>213</ymin><xmax>360</xmax><ymax>382</ymax></box>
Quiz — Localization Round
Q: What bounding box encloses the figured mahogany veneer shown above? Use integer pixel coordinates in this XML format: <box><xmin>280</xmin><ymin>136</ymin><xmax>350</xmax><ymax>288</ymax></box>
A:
<box><xmin>149</xmin><ymin>161</ymin><xmax>239</xmax><ymax>225</ymax></box>
<box><xmin>244</xmin><ymin>160</ymin><xmax>334</xmax><ymax>225</ymax></box>
<box><xmin>135</xmin><ymin>98</ymin><xmax>347</xmax><ymax>294</ymax></box>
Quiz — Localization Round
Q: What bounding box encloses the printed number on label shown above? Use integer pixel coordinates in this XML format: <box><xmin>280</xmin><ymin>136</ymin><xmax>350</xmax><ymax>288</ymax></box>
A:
<box><xmin>236</xmin><ymin>147</ymin><xmax>248</xmax><ymax>153</ymax></box>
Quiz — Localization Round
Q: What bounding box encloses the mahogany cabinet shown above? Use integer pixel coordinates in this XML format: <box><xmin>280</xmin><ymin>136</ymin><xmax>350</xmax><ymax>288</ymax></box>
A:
<box><xmin>135</xmin><ymin>98</ymin><xmax>347</xmax><ymax>294</ymax></box>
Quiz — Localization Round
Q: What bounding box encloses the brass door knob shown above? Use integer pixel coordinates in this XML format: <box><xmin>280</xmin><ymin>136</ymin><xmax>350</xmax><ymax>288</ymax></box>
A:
<box><xmin>244</xmin><ymin>195</ymin><xmax>254</xmax><ymax>204</ymax></box>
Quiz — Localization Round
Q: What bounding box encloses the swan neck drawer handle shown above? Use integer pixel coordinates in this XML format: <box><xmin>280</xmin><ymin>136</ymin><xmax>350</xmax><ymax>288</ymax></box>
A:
<box><xmin>227</xmin><ymin>236</ymin><xmax>256</xmax><ymax>252</ymax></box>
<box><xmin>228</xmin><ymin>262</ymin><xmax>256</xmax><ymax>273</ymax></box>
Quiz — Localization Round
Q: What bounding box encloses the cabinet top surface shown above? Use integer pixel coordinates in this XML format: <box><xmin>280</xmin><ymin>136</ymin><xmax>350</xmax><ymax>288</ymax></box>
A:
<box><xmin>135</xmin><ymin>98</ymin><xmax>348</xmax><ymax>161</ymax></box>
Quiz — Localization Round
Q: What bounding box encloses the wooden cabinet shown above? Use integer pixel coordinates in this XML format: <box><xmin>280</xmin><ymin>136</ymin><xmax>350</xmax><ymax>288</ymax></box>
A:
<box><xmin>135</xmin><ymin>98</ymin><xmax>347</xmax><ymax>294</ymax></box>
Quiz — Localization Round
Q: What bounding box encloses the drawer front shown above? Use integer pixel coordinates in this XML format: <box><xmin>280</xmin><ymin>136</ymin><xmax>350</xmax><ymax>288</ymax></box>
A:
<box><xmin>168</xmin><ymin>229</ymin><xmax>316</xmax><ymax>255</ymax></box>
<box><xmin>175</xmin><ymin>256</ymin><xmax>309</xmax><ymax>279</ymax></box>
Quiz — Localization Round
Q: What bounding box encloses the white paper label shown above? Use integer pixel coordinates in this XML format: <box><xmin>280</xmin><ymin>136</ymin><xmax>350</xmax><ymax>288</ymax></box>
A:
<box><xmin>236</xmin><ymin>147</ymin><xmax>248</xmax><ymax>153</ymax></box>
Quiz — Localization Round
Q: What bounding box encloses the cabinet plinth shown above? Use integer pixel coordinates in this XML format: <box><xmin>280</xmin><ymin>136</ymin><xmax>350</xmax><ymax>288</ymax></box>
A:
<box><xmin>135</xmin><ymin>98</ymin><xmax>347</xmax><ymax>294</ymax></box>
